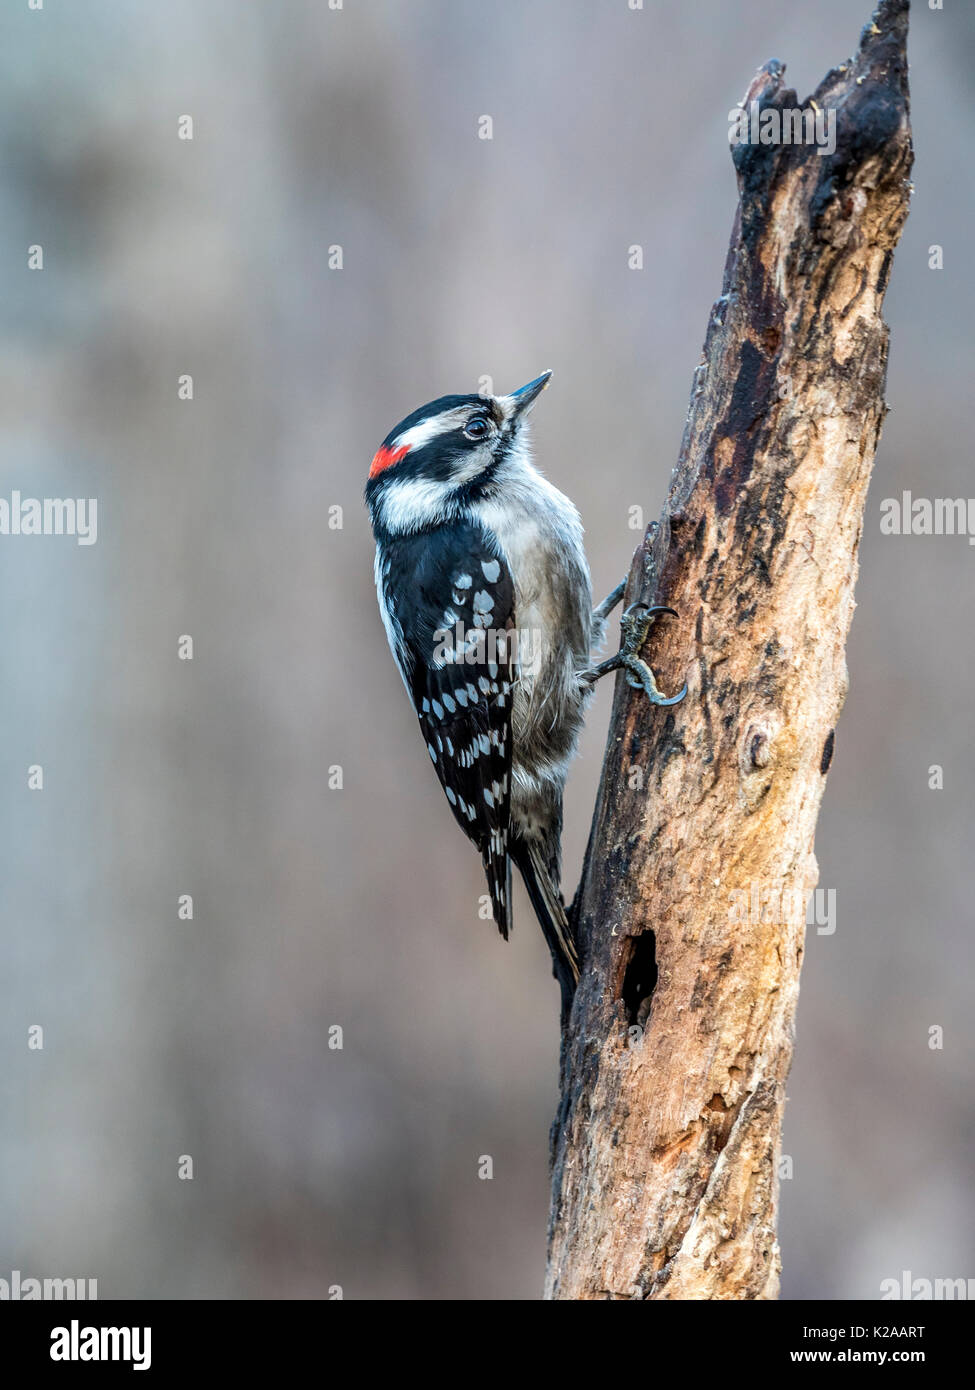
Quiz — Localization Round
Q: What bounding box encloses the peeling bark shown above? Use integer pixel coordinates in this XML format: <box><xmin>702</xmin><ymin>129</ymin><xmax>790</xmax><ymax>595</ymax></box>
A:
<box><xmin>546</xmin><ymin>0</ymin><xmax>913</xmax><ymax>1301</ymax></box>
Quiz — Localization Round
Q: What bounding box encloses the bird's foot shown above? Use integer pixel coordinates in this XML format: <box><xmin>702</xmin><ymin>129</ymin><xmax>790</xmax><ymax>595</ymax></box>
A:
<box><xmin>581</xmin><ymin>602</ymin><xmax>687</xmax><ymax>707</ymax></box>
<box><xmin>591</xmin><ymin>577</ymin><xmax>627</xmax><ymax>626</ymax></box>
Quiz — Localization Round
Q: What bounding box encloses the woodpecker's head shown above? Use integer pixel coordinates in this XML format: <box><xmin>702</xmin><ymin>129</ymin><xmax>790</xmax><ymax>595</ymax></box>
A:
<box><xmin>365</xmin><ymin>371</ymin><xmax>552</xmax><ymax>534</ymax></box>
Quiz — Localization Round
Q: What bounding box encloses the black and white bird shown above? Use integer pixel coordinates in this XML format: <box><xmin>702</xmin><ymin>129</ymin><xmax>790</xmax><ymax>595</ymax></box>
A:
<box><xmin>365</xmin><ymin>372</ymin><xmax>684</xmax><ymax>1016</ymax></box>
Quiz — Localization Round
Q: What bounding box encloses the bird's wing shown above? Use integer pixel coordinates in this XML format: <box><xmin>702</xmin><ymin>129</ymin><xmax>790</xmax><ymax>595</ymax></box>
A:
<box><xmin>394</xmin><ymin>520</ymin><xmax>516</xmax><ymax>937</ymax></box>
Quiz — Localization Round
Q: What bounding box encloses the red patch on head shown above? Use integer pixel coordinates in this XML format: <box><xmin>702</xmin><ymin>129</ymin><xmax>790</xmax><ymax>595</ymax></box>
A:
<box><xmin>369</xmin><ymin>443</ymin><xmax>410</xmax><ymax>478</ymax></box>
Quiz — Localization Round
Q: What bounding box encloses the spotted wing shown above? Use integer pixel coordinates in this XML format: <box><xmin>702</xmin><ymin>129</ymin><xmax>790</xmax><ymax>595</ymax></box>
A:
<box><xmin>393</xmin><ymin>521</ymin><xmax>517</xmax><ymax>937</ymax></box>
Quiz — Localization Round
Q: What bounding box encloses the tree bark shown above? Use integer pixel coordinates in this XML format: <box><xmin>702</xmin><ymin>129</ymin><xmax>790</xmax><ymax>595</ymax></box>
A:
<box><xmin>546</xmin><ymin>0</ymin><xmax>912</xmax><ymax>1301</ymax></box>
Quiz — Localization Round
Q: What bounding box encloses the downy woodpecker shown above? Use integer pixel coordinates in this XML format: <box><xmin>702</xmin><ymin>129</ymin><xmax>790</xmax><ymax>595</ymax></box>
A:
<box><xmin>366</xmin><ymin>372</ymin><xmax>685</xmax><ymax>1015</ymax></box>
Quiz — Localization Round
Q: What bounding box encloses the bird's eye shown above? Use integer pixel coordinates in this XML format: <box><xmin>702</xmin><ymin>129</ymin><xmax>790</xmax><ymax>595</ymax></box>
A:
<box><xmin>463</xmin><ymin>416</ymin><xmax>491</xmax><ymax>441</ymax></box>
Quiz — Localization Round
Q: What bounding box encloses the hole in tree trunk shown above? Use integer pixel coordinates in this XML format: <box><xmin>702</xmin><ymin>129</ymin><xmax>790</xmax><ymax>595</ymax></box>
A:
<box><xmin>621</xmin><ymin>931</ymin><xmax>658</xmax><ymax>1027</ymax></box>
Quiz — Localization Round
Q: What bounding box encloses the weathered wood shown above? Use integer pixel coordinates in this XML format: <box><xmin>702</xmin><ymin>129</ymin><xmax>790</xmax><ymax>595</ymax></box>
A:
<box><xmin>546</xmin><ymin>0</ymin><xmax>912</xmax><ymax>1301</ymax></box>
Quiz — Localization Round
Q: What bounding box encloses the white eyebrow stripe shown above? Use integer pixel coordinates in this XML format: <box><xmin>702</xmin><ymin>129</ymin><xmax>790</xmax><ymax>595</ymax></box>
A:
<box><xmin>393</xmin><ymin>406</ymin><xmax>479</xmax><ymax>452</ymax></box>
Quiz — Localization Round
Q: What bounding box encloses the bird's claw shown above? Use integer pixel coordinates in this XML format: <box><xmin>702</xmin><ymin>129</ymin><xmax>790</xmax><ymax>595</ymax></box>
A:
<box><xmin>621</xmin><ymin>654</ymin><xmax>688</xmax><ymax>705</ymax></box>
<box><xmin>601</xmin><ymin>602</ymin><xmax>687</xmax><ymax>706</ymax></box>
<box><xmin>580</xmin><ymin>600</ymin><xmax>687</xmax><ymax>704</ymax></box>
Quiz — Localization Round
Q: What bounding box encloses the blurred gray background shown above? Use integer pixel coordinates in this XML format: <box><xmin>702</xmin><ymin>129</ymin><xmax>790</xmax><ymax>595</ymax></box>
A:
<box><xmin>1</xmin><ymin>0</ymin><xmax>971</xmax><ymax>1300</ymax></box>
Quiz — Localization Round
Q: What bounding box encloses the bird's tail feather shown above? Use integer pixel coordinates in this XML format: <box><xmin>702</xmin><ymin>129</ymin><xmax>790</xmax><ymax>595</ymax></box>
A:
<box><xmin>513</xmin><ymin>840</ymin><xmax>580</xmax><ymax>993</ymax></box>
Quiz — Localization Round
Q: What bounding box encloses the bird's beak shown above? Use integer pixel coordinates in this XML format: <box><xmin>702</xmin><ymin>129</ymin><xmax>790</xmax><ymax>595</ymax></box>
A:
<box><xmin>505</xmin><ymin>370</ymin><xmax>552</xmax><ymax>421</ymax></box>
